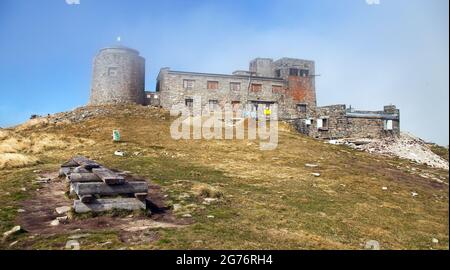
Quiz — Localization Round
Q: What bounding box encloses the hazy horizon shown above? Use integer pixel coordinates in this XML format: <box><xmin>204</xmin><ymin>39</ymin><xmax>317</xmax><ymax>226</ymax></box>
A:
<box><xmin>0</xmin><ymin>0</ymin><xmax>448</xmax><ymax>145</ymax></box>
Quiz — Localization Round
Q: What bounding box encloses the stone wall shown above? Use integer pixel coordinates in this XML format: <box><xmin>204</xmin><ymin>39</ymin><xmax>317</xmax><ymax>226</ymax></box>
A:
<box><xmin>294</xmin><ymin>104</ymin><xmax>400</xmax><ymax>139</ymax></box>
<box><xmin>156</xmin><ymin>57</ymin><xmax>318</xmax><ymax>120</ymax></box>
<box><xmin>90</xmin><ymin>46</ymin><xmax>145</xmax><ymax>105</ymax></box>
<box><xmin>144</xmin><ymin>91</ymin><xmax>160</xmax><ymax>106</ymax></box>
<box><xmin>156</xmin><ymin>69</ymin><xmax>304</xmax><ymax>119</ymax></box>
<box><xmin>249</xmin><ymin>58</ymin><xmax>274</xmax><ymax>77</ymax></box>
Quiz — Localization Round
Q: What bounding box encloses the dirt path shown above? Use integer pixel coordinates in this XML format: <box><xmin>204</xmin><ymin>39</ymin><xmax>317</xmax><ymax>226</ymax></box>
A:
<box><xmin>17</xmin><ymin>171</ymin><xmax>190</xmax><ymax>236</ymax></box>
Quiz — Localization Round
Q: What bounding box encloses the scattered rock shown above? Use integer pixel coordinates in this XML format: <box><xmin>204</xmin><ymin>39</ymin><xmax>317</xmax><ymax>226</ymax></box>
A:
<box><xmin>364</xmin><ymin>240</ymin><xmax>380</xmax><ymax>250</ymax></box>
<box><xmin>305</xmin><ymin>163</ymin><xmax>319</xmax><ymax>168</ymax></box>
<box><xmin>311</xmin><ymin>173</ymin><xmax>321</xmax><ymax>177</ymax></box>
<box><xmin>9</xmin><ymin>240</ymin><xmax>18</xmax><ymax>247</ymax></box>
<box><xmin>34</xmin><ymin>177</ymin><xmax>51</xmax><ymax>183</ymax></box>
<box><xmin>3</xmin><ymin>226</ymin><xmax>22</xmax><ymax>238</ymax></box>
<box><xmin>382</xmin><ymin>187</ymin><xmax>388</xmax><ymax>191</ymax></box>
<box><xmin>50</xmin><ymin>219</ymin><xmax>60</xmax><ymax>226</ymax></box>
<box><xmin>207</xmin><ymin>215</ymin><xmax>215</xmax><ymax>219</ymax></box>
<box><xmin>178</xmin><ymin>193</ymin><xmax>190</xmax><ymax>199</ymax></box>
<box><xmin>411</xmin><ymin>192</ymin><xmax>418</xmax><ymax>197</ymax></box>
<box><xmin>182</xmin><ymin>214</ymin><xmax>192</xmax><ymax>218</ymax></box>
<box><xmin>65</xmin><ymin>240</ymin><xmax>80</xmax><ymax>250</ymax></box>
<box><xmin>55</xmin><ymin>206</ymin><xmax>71</xmax><ymax>215</ymax></box>
<box><xmin>114</xmin><ymin>150</ymin><xmax>125</xmax><ymax>157</ymax></box>
<box><xmin>20</xmin><ymin>188</ymin><xmax>26</xmax><ymax>192</ymax></box>
<box><xmin>432</xmin><ymin>238</ymin><xmax>439</xmax><ymax>244</ymax></box>
<box><xmin>56</xmin><ymin>216</ymin><xmax>68</xmax><ymax>222</ymax></box>
<box><xmin>347</xmin><ymin>133</ymin><xmax>449</xmax><ymax>170</ymax></box>
<box><xmin>32</xmin><ymin>179</ymin><xmax>50</xmax><ymax>184</ymax></box>
<box><xmin>173</xmin><ymin>204</ymin><xmax>182</xmax><ymax>211</ymax></box>
<box><xmin>203</xmin><ymin>198</ymin><xmax>218</xmax><ymax>205</ymax></box>
<box><xmin>17</xmin><ymin>209</ymin><xmax>26</xmax><ymax>213</ymax></box>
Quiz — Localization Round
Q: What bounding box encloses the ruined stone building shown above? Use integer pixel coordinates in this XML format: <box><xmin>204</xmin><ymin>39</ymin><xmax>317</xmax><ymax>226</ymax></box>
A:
<box><xmin>89</xmin><ymin>46</ymin><xmax>400</xmax><ymax>139</ymax></box>
<box><xmin>155</xmin><ymin>57</ymin><xmax>317</xmax><ymax>120</ymax></box>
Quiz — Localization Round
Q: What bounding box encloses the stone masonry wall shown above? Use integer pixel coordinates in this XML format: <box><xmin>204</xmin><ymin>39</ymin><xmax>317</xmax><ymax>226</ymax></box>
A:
<box><xmin>157</xmin><ymin>69</ymin><xmax>303</xmax><ymax>119</ymax></box>
<box><xmin>294</xmin><ymin>104</ymin><xmax>400</xmax><ymax>139</ymax></box>
<box><xmin>90</xmin><ymin>47</ymin><xmax>145</xmax><ymax>105</ymax></box>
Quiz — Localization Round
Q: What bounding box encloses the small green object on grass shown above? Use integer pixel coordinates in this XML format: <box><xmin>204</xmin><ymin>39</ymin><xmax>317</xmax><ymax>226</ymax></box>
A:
<box><xmin>113</xmin><ymin>130</ymin><xmax>121</xmax><ymax>142</ymax></box>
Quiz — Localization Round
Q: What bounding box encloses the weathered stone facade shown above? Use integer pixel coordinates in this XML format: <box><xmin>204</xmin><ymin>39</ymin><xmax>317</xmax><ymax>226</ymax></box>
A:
<box><xmin>90</xmin><ymin>46</ymin><xmax>145</xmax><ymax>105</ymax></box>
<box><xmin>156</xmin><ymin>57</ymin><xmax>316</xmax><ymax>120</ymax></box>
<box><xmin>293</xmin><ymin>104</ymin><xmax>400</xmax><ymax>139</ymax></box>
<box><xmin>88</xmin><ymin>45</ymin><xmax>400</xmax><ymax>140</ymax></box>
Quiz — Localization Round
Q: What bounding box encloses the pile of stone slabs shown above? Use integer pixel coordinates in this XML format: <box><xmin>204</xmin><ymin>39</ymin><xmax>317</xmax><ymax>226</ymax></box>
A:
<box><xmin>60</xmin><ymin>156</ymin><xmax>148</xmax><ymax>214</ymax></box>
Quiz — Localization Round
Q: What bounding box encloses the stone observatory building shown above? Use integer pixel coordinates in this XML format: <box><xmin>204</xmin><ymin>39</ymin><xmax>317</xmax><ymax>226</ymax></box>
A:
<box><xmin>87</xmin><ymin>45</ymin><xmax>400</xmax><ymax>140</ymax></box>
<box><xmin>89</xmin><ymin>46</ymin><xmax>145</xmax><ymax>105</ymax></box>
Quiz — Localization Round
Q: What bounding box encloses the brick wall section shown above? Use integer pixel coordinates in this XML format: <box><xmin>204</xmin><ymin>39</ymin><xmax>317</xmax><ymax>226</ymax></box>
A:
<box><xmin>287</xmin><ymin>76</ymin><xmax>316</xmax><ymax>105</ymax></box>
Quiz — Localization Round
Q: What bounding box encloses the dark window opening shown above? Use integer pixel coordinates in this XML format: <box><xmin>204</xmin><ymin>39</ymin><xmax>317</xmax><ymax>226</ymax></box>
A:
<box><xmin>185</xmin><ymin>99</ymin><xmax>193</xmax><ymax>109</ymax></box>
<box><xmin>108</xmin><ymin>67</ymin><xmax>118</xmax><ymax>77</ymax></box>
<box><xmin>318</xmin><ymin>118</ymin><xmax>329</xmax><ymax>131</ymax></box>
<box><xmin>289</xmin><ymin>68</ymin><xmax>299</xmax><ymax>76</ymax></box>
<box><xmin>208</xmin><ymin>100</ymin><xmax>219</xmax><ymax>110</ymax></box>
<box><xmin>297</xmin><ymin>104</ymin><xmax>307</xmax><ymax>113</ymax></box>
<box><xmin>300</xmin><ymin>69</ymin><xmax>309</xmax><ymax>77</ymax></box>
<box><xmin>275</xmin><ymin>69</ymin><xmax>281</xmax><ymax>78</ymax></box>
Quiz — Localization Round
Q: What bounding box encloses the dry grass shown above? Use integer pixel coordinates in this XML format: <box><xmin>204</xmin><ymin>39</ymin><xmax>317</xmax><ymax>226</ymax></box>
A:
<box><xmin>191</xmin><ymin>182</ymin><xmax>223</xmax><ymax>198</ymax></box>
<box><xmin>0</xmin><ymin>153</ymin><xmax>38</xmax><ymax>169</ymax></box>
<box><xmin>0</xmin><ymin>104</ymin><xmax>448</xmax><ymax>250</ymax></box>
<box><xmin>14</xmin><ymin>117</ymin><xmax>50</xmax><ymax>132</ymax></box>
<box><xmin>0</xmin><ymin>129</ymin><xmax>95</xmax><ymax>169</ymax></box>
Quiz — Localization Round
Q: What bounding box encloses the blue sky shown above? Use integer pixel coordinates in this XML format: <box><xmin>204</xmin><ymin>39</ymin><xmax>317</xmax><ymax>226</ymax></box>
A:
<box><xmin>0</xmin><ymin>0</ymin><xmax>448</xmax><ymax>145</ymax></box>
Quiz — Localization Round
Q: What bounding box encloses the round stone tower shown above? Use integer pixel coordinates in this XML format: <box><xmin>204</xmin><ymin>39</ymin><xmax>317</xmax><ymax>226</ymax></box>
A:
<box><xmin>89</xmin><ymin>46</ymin><xmax>145</xmax><ymax>105</ymax></box>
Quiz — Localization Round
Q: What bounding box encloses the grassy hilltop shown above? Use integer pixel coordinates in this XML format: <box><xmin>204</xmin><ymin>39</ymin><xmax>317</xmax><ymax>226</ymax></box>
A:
<box><xmin>0</xmin><ymin>104</ymin><xmax>448</xmax><ymax>250</ymax></box>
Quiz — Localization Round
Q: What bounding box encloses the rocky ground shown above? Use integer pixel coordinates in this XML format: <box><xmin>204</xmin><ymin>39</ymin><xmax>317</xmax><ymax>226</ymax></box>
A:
<box><xmin>330</xmin><ymin>133</ymin><xmax>449</xmax><ymax>170</ymax></box>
